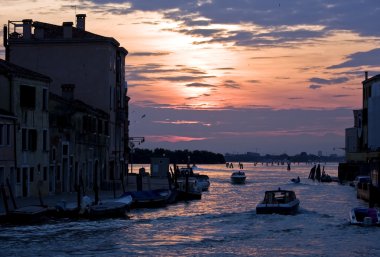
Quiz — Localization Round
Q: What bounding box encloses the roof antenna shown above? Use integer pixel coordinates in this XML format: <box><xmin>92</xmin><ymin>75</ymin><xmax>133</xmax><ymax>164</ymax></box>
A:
<box><xmin>70</xmin><ymin>5</ymin><xmax>77</xmax><ymax>16</ymax></box>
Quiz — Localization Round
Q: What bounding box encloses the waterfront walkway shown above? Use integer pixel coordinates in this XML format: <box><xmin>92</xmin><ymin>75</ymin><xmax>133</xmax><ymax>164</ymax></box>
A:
<box><xmin>0</xmin><ymin>177</ymin><xmax>169</xmax><ymax>215</ymax></box>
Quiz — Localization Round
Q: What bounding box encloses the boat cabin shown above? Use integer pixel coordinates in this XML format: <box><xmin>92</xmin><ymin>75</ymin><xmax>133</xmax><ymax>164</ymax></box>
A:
<box><xmin>263</xmin><ymin>189</ymin><xmax>297</xmax><ymax>204</ymax></box>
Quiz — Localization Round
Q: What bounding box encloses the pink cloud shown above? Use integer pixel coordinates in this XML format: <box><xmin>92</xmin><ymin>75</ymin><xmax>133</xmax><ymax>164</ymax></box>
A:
<box><xmin>146</xmin><ymin>135</ymin><xmax>208</xmax><ymax>143</ymax></box>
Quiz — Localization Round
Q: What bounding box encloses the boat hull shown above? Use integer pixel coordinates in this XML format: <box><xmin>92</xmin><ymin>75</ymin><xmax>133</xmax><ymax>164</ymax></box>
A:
<box><xmin>6</xmin><ymin>206</ymin><xmax>48</xmax><ymax>224</ymax></box>
<box><xmin>87</xmin><ymin>202</ymin><xmax>128</xmax><ymax>219</ymax></box>
<box><xmin>349</xmin><ymin>207</ymin><xmax>380</xmax><ymax>226</ymax></box>
<box><xmin>122</xmin><ymin>190</ymin><xmax>170</xmax><ymax>209</ymax></box>
<box><xmin>256</xmin><ymin>200</ymin><xmax>300</xmax><ymax>215</ymax></box>
<box><xmin>231</xmin><ymin>176</ymin><xmax>246</xmax><ymax>184</ymax></box>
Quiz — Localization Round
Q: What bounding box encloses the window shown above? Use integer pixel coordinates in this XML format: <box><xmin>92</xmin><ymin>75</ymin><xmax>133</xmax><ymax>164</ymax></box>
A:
<box><xmin>0</xmin><ymin>124</ymin><xmax>3</xmax><ymax>145</ymax></box>
<box><xmin>28</xmin><ymin>129</ymin><xmax>37</xmax><ymax>151</ymax></box>
<box><xmin>22</xmin><ymin>128</ymin><xmax>27</xmax><ymax>150</ymax></box>
<box><xmin>30</xmin><ymin>167</ymin><xmax>34</xmax><ymax>182</ymax></box>
<box><xmin>62</xmin><ymin>144</ymin><xmax>68</xmax><ymax>156</ymax></box>
<box><xmin>43</xmin><ymin>167</ymin><xmax>47</xmax><ymax>181</ymax></box>
<box><xmin>104</xmin><ymin>121</ymin><xmax>109</xmax><ymax>136</ymax></box>
<box><xmin>0</xmin><ymin>167</ymin><xmax>4</xmax><ymax>186</ymax></box>
<box><xmin>92</xmin><ymin>117</ymin><xmax>97</xmax><ymax>133</ymax></box>
<box><xmin>56</xmin><ymin>166</ymin><xmax>61</xmax><ymax>180</ymax></box>
<box><xmin>98</xmin><ymin>119</ymin><xmax>103</xmax><ymax>134</ymax></box>
<box><xmin>6</xmin><ymin>124</ymin><xmax>10</xmax><ymax>145</ymax></box>
<box><xmin>20</xmin><ymin>85</ymin><xmax>36</xmax><ymax>109</ymax></box>
<box><xmin>42</xmin><ymin>88</ymin><xmax>48</xmax><ymax>111</ymax></box>
<box><xmin>43</xmin><ymin>130</ymin><xmax>47</xmax><ymax>151</ymax></box>
<box><xmin>16</xmin><ymin>168</ymin><xmax>21</xmax><ymax>183</ymax></box>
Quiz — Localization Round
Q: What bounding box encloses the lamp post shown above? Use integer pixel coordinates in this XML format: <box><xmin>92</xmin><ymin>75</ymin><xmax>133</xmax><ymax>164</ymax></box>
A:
<box><xmin>128</xmin><ymin>137</ymin><xmax>145</xmax><ymax>173</ymax></box>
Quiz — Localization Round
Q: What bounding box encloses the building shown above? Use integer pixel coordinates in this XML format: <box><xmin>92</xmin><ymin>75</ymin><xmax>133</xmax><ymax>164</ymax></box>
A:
<box><xmin>340</xmin><ymin>72</ymin><xmax>380</xmax><ymax>206</ymax></box>
<box><xmin>49</xmin><ymin>85</ymin><xmax>111</xmax><ymax>193</ymax></box>
<box><xmin>344</xmin><ymin>72</ymin><xmax>380</xmax><ymax>163</ymax></box>
<box><xmin>0</xmin><ymin>59</ymin><xmax>51</xmax><ymax>197</ymax></box>
<box><xmin>3</xmin><ymin>15</ymin><xmax>130</xmax><ymax>190</ymax></box>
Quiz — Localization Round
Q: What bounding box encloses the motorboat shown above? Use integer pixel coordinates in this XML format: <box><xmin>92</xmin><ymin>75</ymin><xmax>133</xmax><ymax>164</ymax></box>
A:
<box><xmin>291</xmin><ymin>177</ymin><xmax>300</xmax><ymax>184</ymax></box>
<box><xmin>85</xmin><ymin>194</ymin><xmax>132</xmax><ymax>219</ymax></box>
<box><xmin>349</xmin><ymin>207</ymin><xmax>380</xmax><ymax>226</ymax></box>
<box><xmin>177</xmin><ymin>167</ymin><xmax>210</xmax><ymax>191</ymax></box>
<box><xmin>230</xmin><ymin>171</ymin><xmax>246</xmax><ymax>184</ymax></box>
<box><xmin>195</xmin><ymin>174</ymin><xmax>210</xmax><ymax>191</ymax></box>
<box><xmin>121</xmin><ymin>189</ymin><xmax>170</xmax><ymax>208</ymax></box>
<box><xmin>256</xmin><ymin>188</ymin><xmax>300</xmax><ymax>215</ymax></box>
<box><xmin>176</xmin><ymin>177</ymin><xmax>202</xmax><ymax>201</ymax></box>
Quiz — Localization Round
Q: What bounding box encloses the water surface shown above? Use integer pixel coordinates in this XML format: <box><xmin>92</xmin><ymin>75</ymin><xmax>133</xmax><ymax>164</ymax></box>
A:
<box><xmin>1</xmin><ymin>163</ymin><xmax>379</xmax><ymax>256</ymax></box>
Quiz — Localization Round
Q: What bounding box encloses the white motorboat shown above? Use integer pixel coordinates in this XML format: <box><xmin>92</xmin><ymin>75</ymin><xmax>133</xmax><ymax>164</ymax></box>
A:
<box><xmin>349</xmin><ymin>207</ymin><xmax>380</xmax><ymax>226</ymax></box>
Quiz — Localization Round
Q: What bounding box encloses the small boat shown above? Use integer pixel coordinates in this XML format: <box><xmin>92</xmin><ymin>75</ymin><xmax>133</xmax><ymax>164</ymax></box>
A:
<box><xmin>291</xmin><ymin>177</ymin><xmax>300</xmax><ymax>184</ymax></box>
<box><xmin>349</xmin><ymin>207</ymin><xmax>380</xmax><ymax>226</ymax></box>
<box><xmin>121</xmin><ymin>189</ymin><xmax>170</xmax><ymax>208</ymax></box>
<box><xmin>256</xmin><ymin>188</ymin><xmax>300</xmax><ymax>215</ymax></box>
<box><xmin>177</xmin><ymin>167</ymin><xmax>210</xmax><ymax>191</ymax></box>
<box><xmin>85</xmin><ymin>194</ymin><xmax>132</xmax><ymax>219</ymax></box>
<box><xmin>176</xmin><ymin>177</ymin><xmax>202</xmax><ymax>201</ymax></box>
<box><xmin>320</xmin><ymin>174</ymin><xmax>332</xmax><ymax>182</ymax></box>
<box><xmin>1</xmin><ymin>181</ymin><xmax>48</xmax><ymax>224</ymax></box>
<box><xmin>195</xmin><ymin>174</ymin><xmax>210</xmax><ymax>191</ymax></box>
<box><xmin>230</xmin><ymin>171</ymin><xmax>246</xmax><ymax>184</ymax></box>
<box><xmin>6</xmin><ymin>205</ymin><xmax>48</xmax><ymax>224</ymax></box>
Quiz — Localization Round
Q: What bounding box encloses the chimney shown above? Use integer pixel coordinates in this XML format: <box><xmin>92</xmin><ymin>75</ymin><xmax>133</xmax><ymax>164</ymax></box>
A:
<box><xmin>62</xmin><ymin>22</ymin><xmax>73</xmax><ymax>38</ymax></box>
<box><xmin>61</xmin><ymin>84</ymin><xmax>75</xmax><ymax>100</ymax></box>
<box><xmin>76</xmin><ymin>14</ymin><xmax>86</xmax><ymax>30</ymax></box>
<box><xmin>22</xmin><ymin>19</ymin><xmax>33</xmax><ymax>39</ymax></box>
<box><xmin>365</xmin><ymin>71</ymin><xmax>368</xmax><ymax>80</ymax></box>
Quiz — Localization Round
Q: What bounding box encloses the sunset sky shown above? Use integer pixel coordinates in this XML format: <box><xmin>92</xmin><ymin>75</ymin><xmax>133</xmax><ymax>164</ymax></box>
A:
<box><xmin>1</xmin><ymin>0</ymin><xmax>380</xmax><ymax>155</ymax></box>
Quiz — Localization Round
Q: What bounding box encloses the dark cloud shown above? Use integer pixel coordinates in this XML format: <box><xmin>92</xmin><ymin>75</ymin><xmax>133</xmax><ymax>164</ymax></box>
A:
<box><xmin>224</xmin><ymin>80</ymin><xmax>240</xmax><ymax>89</ymax></box>
<box><xmin>309</xmin><ymin>84</ymin><xmax>322</xmax><ymax>90</ymax></box>
<box><xmin>130</xmin><ymin>51</ymin><xmax>171</xmax><ymax>56</ymax></box>
<box><xmin>86</xmin><ymin>0</ymin><xmax>380</xmax><ymax>48</ymax></box>
<box><xmin>157</xmin><ymin>75</ymin><xmax>215</xmax><ymax>82</ymax></box>
<box><xmin>126</xmin><ymin>63</ymin><xmax>211</xmax><ymax>83</ymax></box>
<box><xmin>309</xmin><ymin>77</ymin><xmax>349</xmax><ymax>85</ymax></box>
<box><xmin>247</xmin><ymin>80</ymin><xmax>260</xmax><ymax>83</ymax></box>
<box><xmin>185</xmin><ymin>82</ymin><xmax>215</xmax><ymax>88</ymax></box>
<box><xmin>332</xmin><ymin>94</ymin><xmax>351</xmax><ymax>98</ymax></box>
<box><xmin>215</xmin><ymin>67</ymin><xmax>235</xmax><ymax>70</ymax></box>
<box><xmin>328</xmin><ymin>48</ymin><xmax>380</xmax><ymax>69</ymax></box>
<box><xmin>174</xmin><ymin>28</ymin><xmax>225</xmax><ymax>38</ymax></box>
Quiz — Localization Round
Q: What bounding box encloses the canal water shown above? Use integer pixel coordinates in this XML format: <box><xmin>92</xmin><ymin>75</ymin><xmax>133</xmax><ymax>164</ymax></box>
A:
<box><xmin>1</xmin><ymin>163</ymin><xmax>379</xmax><ymax>257</ymax></box>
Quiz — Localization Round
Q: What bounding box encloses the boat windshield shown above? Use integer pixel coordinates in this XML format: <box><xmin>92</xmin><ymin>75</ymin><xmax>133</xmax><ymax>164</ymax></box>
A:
<box><xmin>263</xmin><ymin>191</ymin><xmax>296</xmax><ymax>204</ymax></box>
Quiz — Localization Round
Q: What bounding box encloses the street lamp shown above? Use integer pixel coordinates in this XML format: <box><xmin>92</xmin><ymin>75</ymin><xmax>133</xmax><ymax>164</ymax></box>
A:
<box><xmin>128</xmin><ymin>137</ymin><xmax>145</xmax><ymax>173</ymax></box>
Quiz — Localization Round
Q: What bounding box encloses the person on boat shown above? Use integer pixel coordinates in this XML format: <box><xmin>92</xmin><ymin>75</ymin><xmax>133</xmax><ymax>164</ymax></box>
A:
<box><xmin>316</xmin><ymin>164</ymin><xmax>321</xmax><ymax>182</ymax></box>
<box><xmin>296</xmin><ymin>176</ymin><xmax>300</xmax><ymax>183</ymax></box>
<box><xmin>308</xmin><ymin>165</ymin><xmax>316</xmax><ymax>180</ymax></box>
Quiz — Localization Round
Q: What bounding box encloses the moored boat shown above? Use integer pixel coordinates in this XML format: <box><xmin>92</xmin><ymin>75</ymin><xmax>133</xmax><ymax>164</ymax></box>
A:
<box><xmin>177</xmin><ymin>167</ymin><xmax>210</xmax><ymax>191</ymax></box>
<box><xmin>121</xmin><ymin>189</ymin><xmax>170</xmax><ymax>208</ymax></box>
<box><xmin>231</xmin><ymin>171</ymin><xmax>246</xmax><ymax>184</ymax></box>
<box><xmin>85</xmin><ymin>194</ymin><xmax>132</xmax><ymax>219</ymax></box>
<box><xmin>176</xmin><ymin>177</ymin><xmax>202</xmax><ymax>201</ymax></box>
<box><xmin>256</xmin><ymin>188</ymin><xmax>300</xmax><ymax>215</ymax></box>
<box><xmin>349</xmin><ymin>207</ymin><xmax>380</xmax><ymax>226</ymax></box>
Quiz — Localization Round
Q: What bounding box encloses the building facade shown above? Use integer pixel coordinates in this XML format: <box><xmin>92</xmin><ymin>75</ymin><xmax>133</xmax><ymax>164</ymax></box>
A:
<box><xmin>49</xmin><ymin>86</ymin><xmax>111</xmax><ymax>194</ymax></box>
<box><xmin>0</xmin><ymin>59</ymin><xmax>51</xmax><ymax>197</ymax></box>
<box><xmin>345</xmin><ymin>72</ymin><xmax>380</xmax><ymax>162</ymax></box>
<box><xmin>4</xmin><ymin>15</ymin><xmax>129</xmax><ymax>190</ymax></box>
